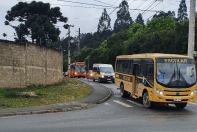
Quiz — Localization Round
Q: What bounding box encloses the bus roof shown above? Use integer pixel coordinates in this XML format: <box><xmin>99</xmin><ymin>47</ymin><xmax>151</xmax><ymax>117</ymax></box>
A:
<box><xmin>116</xmin><ymin>53</ymin><xmax>193</xmax><ymax>59</ymax></box>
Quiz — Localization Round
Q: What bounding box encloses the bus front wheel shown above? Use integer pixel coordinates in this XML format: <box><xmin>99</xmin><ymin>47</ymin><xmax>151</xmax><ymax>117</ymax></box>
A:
<box><xmin>175</xmin><ymin>103</ymin><xmax>187</xmax><ymax>109</ymax></box>
<box><xmin>120</xmin><ymin>84</ymin><xmax>130</xmax><ymax>98</ymax></box>
<box><xmin>143</xmin><ymin>92</ymin><xmax>154</xmax><ymax>109</ymax></box>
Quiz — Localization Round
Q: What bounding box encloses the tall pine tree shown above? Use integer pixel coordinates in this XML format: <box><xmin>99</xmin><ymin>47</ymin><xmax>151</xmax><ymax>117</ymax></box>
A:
<box><xmin>97</xmin><ymin>8</ymin><xmax>112</xmax><ymax>32</ymax></box>
<box><xmin>114</xmin><ymin>0</ymin><xmax>133</xmax><ymax>33</ymax></box>
<box><xmin>177</xmin><ymin>0</ymin><xmax>188</xmax><ymax>23</ymax></box>
<box><xmin>135</xmin><ymin>13</ymin><xmax>144</xmax><ymax>25</ymax></box>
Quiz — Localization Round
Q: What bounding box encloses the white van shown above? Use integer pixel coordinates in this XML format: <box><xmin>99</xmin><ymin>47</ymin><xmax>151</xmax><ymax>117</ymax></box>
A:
<box><xmin>92</xmin><ymin>64</ymin><xmax>115</xmax><ymax>83</ymax></box>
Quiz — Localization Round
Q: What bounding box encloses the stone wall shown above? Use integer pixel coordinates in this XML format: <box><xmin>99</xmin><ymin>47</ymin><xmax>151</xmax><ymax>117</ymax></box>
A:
<box><xmin>0</xmin><ymin>40</ymin><xmax>63</xmax><ymax>88</ymax></box>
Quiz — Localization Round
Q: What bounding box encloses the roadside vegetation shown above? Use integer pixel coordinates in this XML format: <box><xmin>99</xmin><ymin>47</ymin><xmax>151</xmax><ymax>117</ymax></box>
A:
<box><xmin>0</xmin><ymin>78</ymin><xmax>92</xmax><ymax>109</ymax></box>
<box><xmin>71</xmin><ymin>16</ymin><xmax>195</xmax><ymax>68</ymax></box>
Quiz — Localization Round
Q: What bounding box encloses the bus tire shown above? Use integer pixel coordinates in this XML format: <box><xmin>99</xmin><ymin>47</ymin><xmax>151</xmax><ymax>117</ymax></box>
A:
<box><xmin>120</xmin><ymin>84</ymin><xmax>130</xmax><ymax>98</ymax></box>
<box><xmin>175</xmin><ymin>103</ymin><xmax>187</xmax><ymax>109</ymax></box>
<box><xmin>143</xmin><ymin>92</ymin><xmax>154</xmax><ymax>109</ymax></box>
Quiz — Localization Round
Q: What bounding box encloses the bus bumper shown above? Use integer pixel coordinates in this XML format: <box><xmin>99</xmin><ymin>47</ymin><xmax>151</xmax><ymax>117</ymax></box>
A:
<box><xmin>153</xmin><ymin>94</ymin><xmax>196</xmax><ymax>103</ymax></box>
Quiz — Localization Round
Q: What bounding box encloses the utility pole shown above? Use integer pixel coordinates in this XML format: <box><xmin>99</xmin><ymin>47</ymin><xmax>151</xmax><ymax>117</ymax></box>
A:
<box><xmin>78</xmin><ymin>28</ymin><xmax>80</xmax><ymax>52</ymax></box>
<box><xmin>67</xmin><ymin>25</ymin><xmax>74</xmax><ymax>69</ymax></box>
<box><xmin>188</xmin><ymin>0</ymin><xmax>196</xmax><ymax>57</ymax></box>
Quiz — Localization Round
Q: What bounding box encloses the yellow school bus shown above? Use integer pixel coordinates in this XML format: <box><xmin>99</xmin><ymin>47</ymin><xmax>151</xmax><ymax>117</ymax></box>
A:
<box><xmin>115</xmin><ymin>53</ymin><xmax>197</xmax><ymax>109</ymax></box>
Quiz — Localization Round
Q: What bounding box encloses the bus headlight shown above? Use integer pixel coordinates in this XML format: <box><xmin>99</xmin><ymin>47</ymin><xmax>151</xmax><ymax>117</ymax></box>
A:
<box><xmin>190</xmin><ymin>89</ymin><xmax>197</xmax><ymax>96</ymax></box>
<box><xmin>113</xmin><ymin>75</ymin><xmax>115</xmax><ymax>78</ymax></box>
<box><xmin>75</xmin><ymin>72</ymin><xmax>77</xmax><ymax>75</ymax></box>
<box><xmin>155</xmin><ymin>87</ymin><xmax>164</xmax><ymax>96</ymax></box>
<box><xmin>101</xmin><ymin>75</ymin><xmax>104</xmax><ymax>78</ymax></box>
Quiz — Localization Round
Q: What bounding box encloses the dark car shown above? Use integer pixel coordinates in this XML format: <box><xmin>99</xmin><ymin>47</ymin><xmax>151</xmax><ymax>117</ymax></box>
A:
<box><xmin>87</xmin><ymin>70</ymin><xmax>93</xmax><ymax>79</ymax></box>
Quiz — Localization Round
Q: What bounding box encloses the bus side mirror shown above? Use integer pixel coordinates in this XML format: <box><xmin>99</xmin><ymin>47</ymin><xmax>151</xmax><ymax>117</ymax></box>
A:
<box><xmin>97</xmin><ymin>69</ymin><xmax>100</xmax><ymax>74</ymax></box>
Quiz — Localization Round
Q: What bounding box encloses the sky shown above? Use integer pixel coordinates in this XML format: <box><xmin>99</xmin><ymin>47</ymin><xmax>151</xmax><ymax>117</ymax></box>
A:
<box><xmin>0</xmin><ymin>0</ymin><xmax>195</xmax><ymax>42</ymax></box>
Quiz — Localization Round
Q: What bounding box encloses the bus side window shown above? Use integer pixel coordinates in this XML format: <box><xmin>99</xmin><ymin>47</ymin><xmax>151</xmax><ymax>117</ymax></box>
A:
<box><xmin>124</xmin><ymin>60</ymin><xmax>129</xmax><ymax>74</ymax></box>
<box><xmin>139</xmin><ymin>60</ymin><xmax>145</xmax><ymax>77</ymax></box>
<box><xmin>120</xmin><ymin>60</ymin><xmax>124</xmax><ymax>73</ymax></box>
<box><xmin>146</xmin><ymin>64</ymin><xmax>154</xmax><ymax>85</ymax></box>
<box><xmin>128</xmin><ymin>60</ymin><xmax>133</xmax><ymax>75</ymax></box>
<box><xmin>117</xmin><ymin>60</ymin><xmax>120</xmax><ymax>73</ymax></box>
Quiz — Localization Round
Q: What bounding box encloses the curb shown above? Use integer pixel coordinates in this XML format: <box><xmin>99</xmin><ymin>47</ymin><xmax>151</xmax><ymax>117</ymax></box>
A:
<box><xmin>0</xmin><ymin>104</ymin><xmax>96</xmax><ymax>118</ymax></box>
<box><xmin>76</xmin><ymin>78</ymin><xmax>112</xmax><ymax>104</ymax></box>
<box><xmin>98</xmin><ymin>88</ymin><xmax>112</xmax><ymax>104</ymax></box>
<box><xmin>0</xmin><ymin>79</ymin><xmax>112</xmax><ymax>118</ymax></box>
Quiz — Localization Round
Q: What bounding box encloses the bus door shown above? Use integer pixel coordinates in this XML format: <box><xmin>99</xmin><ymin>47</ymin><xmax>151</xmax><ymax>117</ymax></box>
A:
<box><xmin>133</xmin><ymin>64</ymin><xmax>140</xmax><ymax>94</ymax></box>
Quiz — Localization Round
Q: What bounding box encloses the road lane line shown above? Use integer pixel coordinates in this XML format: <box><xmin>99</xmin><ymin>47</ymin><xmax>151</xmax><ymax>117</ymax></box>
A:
<box><xmin>113</xmin><ymin>100</ymin><xmax>133</xmax><ymax>107</ymax></box>
<box><xmin>189</xmin><ymin>102</ymin><xmax>197</xmax><ymax>106</ymax></box>
<box><xmin>126</xmin><ymin>100</ymin><xmax>143</xmax><ymax>107</ymax></box>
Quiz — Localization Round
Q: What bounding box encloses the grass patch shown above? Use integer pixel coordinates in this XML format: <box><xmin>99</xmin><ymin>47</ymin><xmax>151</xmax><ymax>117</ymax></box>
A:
<box><xmin>0</xmin><ymin>78</ymin><xmax>92</xmax><ymax>109</ymax></box>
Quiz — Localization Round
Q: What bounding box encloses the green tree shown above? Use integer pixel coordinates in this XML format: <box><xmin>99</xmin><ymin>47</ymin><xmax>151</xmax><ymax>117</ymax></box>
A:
<box><xmin>5</xmin><ymin>1</ymin><xmax>67</xmax><ymax>45</ymax></box>
<box><xmin>72</xmin><ymin>46</ymin><xmax>93</xmax><ymax>62</ymax></box>
<box><xmin>135</xmin><ymin>13</ymin><xmax>144</xmax><ymax>26</ymax></box>
<box><xmin>114</xmin><ymin>0</ymin><xmax>133</xmax><ymax>33</ymax></box>
<box><xmin>63</xmin><ymin>55</ymin><xmax>68</xmax><ymax>72</ymax></box>
<box><xmin>144</xmin><ymin>15</ymin><xmax>176</xmax><ymax>34</ymax></box>
<box><xmin>177</xmin><ymin>0</ymin><xmax>188</xmax><ymax>23</ymax></box>
<box><xmin>97</xmin><ymin>8</ymin><xmax>112</xmax><ymax>32</ymax></box>
<box><xmin>127</xmin><ymin>23</ymin><xmax>144</xmax><ymax>38</ymax></box>
<box><xmin>124</xmin><ymin>35</ymin><xmax>143</xmax><ymax>55</ymax></box>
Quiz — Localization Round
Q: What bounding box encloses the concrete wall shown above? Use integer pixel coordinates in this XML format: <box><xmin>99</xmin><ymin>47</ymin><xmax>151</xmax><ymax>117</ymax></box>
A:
<box><xmin>0</xmin><ymin>40</ymin><xmax>63</xmax><ymax>88</ymax></box>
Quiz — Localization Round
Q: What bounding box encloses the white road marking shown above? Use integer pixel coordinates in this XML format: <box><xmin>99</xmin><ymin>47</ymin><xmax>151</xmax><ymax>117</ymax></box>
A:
<box><xmin>113</xmin><ymin>100</ymin><xmax>133</xmax><ymax>107</ymax></box>
<box><xmin>189</xmin><ymin>102</ymin><xmax>197</xmax><ymax>106</ymax></box>
<box><xmin>126</xmin><ymin>100</ymin><xmax>143</xmax><ymax>107</ymax></box>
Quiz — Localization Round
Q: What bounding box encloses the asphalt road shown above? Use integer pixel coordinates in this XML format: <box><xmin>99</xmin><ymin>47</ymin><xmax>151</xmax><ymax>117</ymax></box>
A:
<box><xmin>1</xmin><ymin>78</ymin><xmax>197</xmax><ymax>132</ymax></box>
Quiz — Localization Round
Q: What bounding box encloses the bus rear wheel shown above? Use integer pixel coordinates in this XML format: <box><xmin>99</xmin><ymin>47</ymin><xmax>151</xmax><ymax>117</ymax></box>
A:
<box><xmin>175</xmin><ymin>103</ymin><xmax>187</xmax><ymax>109</ymax></box>
<box><xmin>143</xmin><ymin>92</ymin><xmax>154</xmax><ymax>109</ymax></box>
<box><xmin>120</xmin><ymin>84</ymin><xmax>130</xmax><ymax>98</ymax></box>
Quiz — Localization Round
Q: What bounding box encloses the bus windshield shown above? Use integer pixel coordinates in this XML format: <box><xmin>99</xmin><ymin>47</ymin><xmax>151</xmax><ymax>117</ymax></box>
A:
<box><xmin>100</xmin><ymin>67</ymin><xmax>114</xmax><ymax>73</ymax></box>
<box><xmin>75</xmin><ymin>65</ymin><xmax>86</xmax><ymax>72</ymax></box>
<box><xmin>156</xmin><ymin>58</ymin><xmax>196</xmax><ymax>88</ymax></box>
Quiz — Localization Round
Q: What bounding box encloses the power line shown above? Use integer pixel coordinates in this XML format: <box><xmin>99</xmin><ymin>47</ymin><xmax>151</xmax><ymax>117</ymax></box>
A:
<box><xmin>51</xmin><ymin>4</ymin><xmax>113</xmax><ymax>9</ymax></box>
<box><xmin>57</xmin><ymin>0</ymin><xmax>117</xmax><ymax>8</ymax></box>
<box><xmin>130</xmin><ymin>0</ymin><xmax>147</xmax><ymax>15</ymax></box>
<box><xmin>142</xmin><ymin>1</ymin><xmax>163</xmax><ymax>16</ymax></box>
<box><xmin>141</xmin><ymin>0</ymin><xmax>158</xmax><ymax>15</ymax></box>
